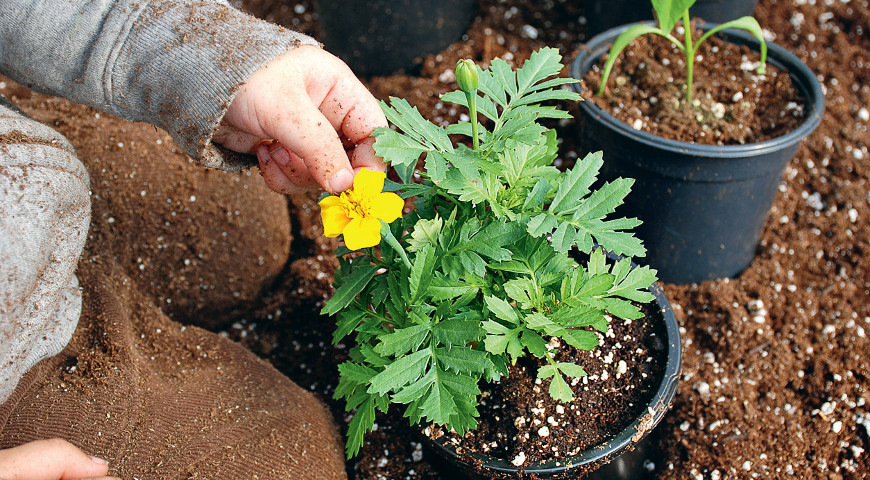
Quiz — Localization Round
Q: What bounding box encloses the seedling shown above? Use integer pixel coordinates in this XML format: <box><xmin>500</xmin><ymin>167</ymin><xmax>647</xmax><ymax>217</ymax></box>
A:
<box><xmin>596</xmin><ymin>0</ymin><xmax>768</xmax><ymax>104</ymax></box>
<box><xmin>321</xmin><ymin>48</ymin><xmax>657</xmax><ymax>458</ymax></box>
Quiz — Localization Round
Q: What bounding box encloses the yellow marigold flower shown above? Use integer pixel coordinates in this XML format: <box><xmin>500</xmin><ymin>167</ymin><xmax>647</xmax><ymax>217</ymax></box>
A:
<box><xmin>319</xmin><ymin>168</ymin><xmax>404</xmax><ymax>250</ymax></box>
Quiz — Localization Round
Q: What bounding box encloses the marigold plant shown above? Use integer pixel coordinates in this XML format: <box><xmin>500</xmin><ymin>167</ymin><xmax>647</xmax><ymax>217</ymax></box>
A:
<box><xmin>322</xmin><ymin>47</ymin><xmax>658</xmax><ymax>458</ymax></box>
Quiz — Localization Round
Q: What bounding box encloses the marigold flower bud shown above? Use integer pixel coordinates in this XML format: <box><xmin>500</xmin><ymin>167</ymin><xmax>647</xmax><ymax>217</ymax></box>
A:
<box><xmin>455</xmin><ymin>59</ymin><xmax>479</xmax><ymax>93</ymax></box>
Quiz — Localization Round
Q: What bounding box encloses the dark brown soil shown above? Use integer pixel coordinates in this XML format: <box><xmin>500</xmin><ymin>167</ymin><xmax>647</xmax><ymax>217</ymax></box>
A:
<box><xmin>3</xmin><ymin>0</ymin><xmax>867</xmax><ymax>479</ymax></box>
<box><xmin>581</xmin><ymin>24</ymin><xmax>808</xmax><ymax>145</ymax></box>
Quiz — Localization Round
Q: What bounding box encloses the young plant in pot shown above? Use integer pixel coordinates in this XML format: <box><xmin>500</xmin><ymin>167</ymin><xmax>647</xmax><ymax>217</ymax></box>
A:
<box><xmin>572</xmin><ymin>0</ymin><xmax>825</xmax><ymax>284</ymax></box>
<box><xmin>320</xmin><ymin>48</ymin><xmax>681</xmax><ymax>479</ymax></box>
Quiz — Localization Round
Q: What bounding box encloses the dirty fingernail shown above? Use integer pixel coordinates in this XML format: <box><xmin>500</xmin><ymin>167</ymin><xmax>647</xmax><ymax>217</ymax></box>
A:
<box><xmin>329</xmin><ymin>170</ymin><xmax>354</xmax><ymax>193</ymax></box>
<box><xmin>255</xmin><ymin>143</ymin><xmax>273</xmax><ymax>166</ymax></box>
<box><xmin>270</xmin><ymin>145</ymin><xmax>291</xmax><ymax>167</ymax></box>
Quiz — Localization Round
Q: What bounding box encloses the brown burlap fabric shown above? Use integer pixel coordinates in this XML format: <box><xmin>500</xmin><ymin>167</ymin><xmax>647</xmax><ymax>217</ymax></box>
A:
<box><xmin>0</xmin><ymin>92</ymin><xmax>348</xmax><ymax>478</ymax></box>
<box><xmin>0</xmin><ymin>257</ymin><xmax>347</xmax><ymax>479</ymax></box>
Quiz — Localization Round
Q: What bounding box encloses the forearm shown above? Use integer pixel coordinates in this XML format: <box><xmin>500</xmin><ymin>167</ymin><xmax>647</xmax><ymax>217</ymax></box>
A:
<box><xmin>0</xmin><ymin>0</ymin><xmax>317</xmax><ymax>167</ymax></box>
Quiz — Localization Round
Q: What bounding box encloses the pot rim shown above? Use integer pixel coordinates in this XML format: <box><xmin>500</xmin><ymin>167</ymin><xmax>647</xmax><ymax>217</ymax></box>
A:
<box><xmin>426</xmin><ymin>271</ymin><xmax>682</xmax><ymax>476</ymax></box>
<box><xmin>570</xmin><ymin>21</ymin><xmax>825</xmax><ymax>159</ymax></box>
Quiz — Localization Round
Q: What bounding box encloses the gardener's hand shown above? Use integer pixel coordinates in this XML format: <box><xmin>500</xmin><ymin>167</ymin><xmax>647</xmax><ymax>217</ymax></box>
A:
<box><xmin>214</xmin><ymin>45</ymin><xmax>387</xmax><ymax>194</ymax></box>
<box><xmin>0</xmin><ymin>438</ymin><xmax>120</xmax><ymax>480</ymax></box>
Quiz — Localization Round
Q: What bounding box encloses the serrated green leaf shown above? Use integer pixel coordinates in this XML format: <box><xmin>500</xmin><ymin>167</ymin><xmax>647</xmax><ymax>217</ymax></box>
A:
<box><xmin>607</xmin><ymin>261</ymin><xmax>658</xmax><ymax>303</ymax></box>
<box><xmin>525</xmin><ymin>312</ymin><xmax>599</xmax><ymax>351</ymax></box>
<box><xmin>490</xmin><ymin>58</ymin><xmax>518</xmax><ymax>99</ymax></box>
<box><xmin>450</xmin><ymin>220</ymin><xmax>523</xmax><ymax>261</ymax></box>
<box><xmin>484</xmin><ymin>295</ymin><xmax>519</xmax><ymax>323</ymax></box>
<box><xmin>557</xmin><ymin>362</ymin><xmax>588</xmax><ymax>379</ymax></box>
<box><xmin>424</xmin><ymin>150</ymin><xmax>449</xmax><ymax>184</ymax></box>
<box><xmin>503</xmin><ymin>278</ymin><xmax>535</xmax><ymax>307</ymax></box>
<box><xmin>520</xmin><ymin>330</ymin><xmax>548</xmax><ymax>357</ymax></box>
<box><xmin>568</xmin><ymin>329</ymin><xmax>600</xmax><ymax>350</ymax></box>
<box><xmin>527</xmin><ymin>213</ymin><xmax>559</xmax><ymax>238</ymax></box>
<box><xmin>345</xmin><ymin>396</ymin><xmax>377</xmax><ymax>458</ymax></box>
<box><xmin>434</xmin><ymin>316</ymin><xmax>485</xmax><ymax>346</ymax></box>
<box><xmin>550</xmin><ymin>151</ymin><xmax>603</xmax><ymax>213</ymax></box>
<box><xmin>513</xmin><ymin>88</ymin><xmax>582</xmax><ymax>107</ymax></box>
<box><xmin>550</xmin><ymin>221</ymin><xmax>575</xmax><ymax>253</ymax></box>
<box><xmin>538</xmin><ymin>364</ymin><xmax>557</xmax><ymax>379</ymax></box>
<box><xmin>392</xmin><ymin>369</ymin><xmax>435</xmax><ymax>404</ymax></box>
<box><xmin>360</xmin><ymin>344</ymin><xmax>392</xmax><ymax>368</ymax></box>
<box><xmin>482</xmin><ymin>319</ymin><xmax>513</xmax><ymax>335</ymax></box>
<box><xmin>338</xmin><ymin>362</ymin><xmax>379</xmax><ymax>385</ymax></box>
<box><xmin>410</xmin><ymin>244</ymin><xmax>436</xmax><ymax>302</ymax></box>
<box><xmin>428</xmin><ymin>277</ymin><xmax>481</xmax><ymax>302</ymax></box>
<box><xmin>368</xmin><ymin>348</ymin><xmax>432</xmax><ymax>395</ymax></box>
<box><xmin>408</xmin><ymin>216</ymin><xmax>443</xmax><ymax>253</ymax></box>
<box><xmin>333</xmin><ymin>309</ymin><xmax>367</xmax><ymax>344</ymax></box>
<box><xmin>373</xmin><ymin>324</ymin><xmax>432</xmax><ymax>357</ymax></box>
<box><xmin>603</xmin><ymin>298</ymin><xmax>643</xmax><ymax>320</ymax></box>
<box><xmin>322</xmin><ymin>264</ymin><xmax>379</xmax><ymax>316</ymax></box>
<box><xmin>458</xmin><ymin>251</ymin><xmax>487</xmax><ymax>278</ymax></box>
<box><xmin>441</xmin><ymin>90</ymin><xmax>499</xmax><ymax>121</ymax></box>
<box><xmin>547</xmin><ymin>371</ymin><xmax>574</xmax><ymax>402</ymax></box>
<box><xmin>373</xmin><ymin>127</ymin><xmax>428</xmax><ymax>168</ymax></box>
<box><xmin>572</xmin><ymin>177</ymin><xmax>634</xmax><ymax>221</ymax></box>
<box><xmin>420</xmin><ymin>369</ymin><xmax>458</xmax><ymax>425</ymax></box>
<box><xmin>382</xmin><ymin>97</ymin><xmax>454</xmax><ymax>153</ymax></box>
<box><xmin>523</xmin><ymin>178</ymin><xmax>553</xmax><ymax>211</ymax></box>
<box><xmin>506</xmin><ymin>333</ymin><xmax>525</xmax><ymax>360</ymax></box>
<box><xmin>436</xmin><ymin>346</ymin><xmax>492</xmax><ymax>375</ymax></box>
<box><xmin>515</xmin><ymin>47</ymin><xmax>565</xmax><ymax>96</ymax></box>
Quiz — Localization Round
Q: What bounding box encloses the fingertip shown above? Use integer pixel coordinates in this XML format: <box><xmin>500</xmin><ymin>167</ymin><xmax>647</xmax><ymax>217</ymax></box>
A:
<box><xmin>328</xmin><ymin>169</ymin><xmax>354</xmax><ymax>193</ymax></box>
<box><xmin>350</xmin><ymin>137</ymin><xmax>386</xmax><ymax>172</ymax></box>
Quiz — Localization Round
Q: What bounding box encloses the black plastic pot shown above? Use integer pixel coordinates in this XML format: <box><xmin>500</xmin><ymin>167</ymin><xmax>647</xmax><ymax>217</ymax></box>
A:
<box><xmin>585</xmin><ymin>0</ymin><xmax>759</xmax><ymax>37</ymax></box>
<box><xmin>570</xmin><ymin>23</ymin><xmax>825</xmax><ymax>284</ymax></box>
<box><xmin>314</xmin><ymin>0</ymin><xmax>476</xmax><ymax>77</ymax></box>
<box><xmin>424</xmin><ymin>280</ymin><xmax>681</xmax><ymax>479</ymax></box>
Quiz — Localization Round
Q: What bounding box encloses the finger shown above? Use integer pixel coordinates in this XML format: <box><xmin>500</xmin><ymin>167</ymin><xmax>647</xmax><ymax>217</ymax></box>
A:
<box><xmin>211</xmin><ymin>123</ymin><xmax>262</xmax><ymax>154</ymax></box>
<box><xmin>0</xmin><ymin>438</ymin><xmax>110</xmax><ymax>480</ymax></box>
<box><xmin>267</xmin><ymin>97</ymin><xmax>355</xmax><ymax>193</ymax></box>
<box><xmin>317</xmin><ymin>76</ymin><xmax>388</xmax><ymax>145</ymax></box>
<box><xmin>256</xmin><ymin>147</ymin><xmax>312</xmax><ymax>195</ymax></box>
<box><xmin>349</xmin><ymin>136</ymin><xmax>386</xmax><ymax>172</ymax></box>
<box><xmin>256</xmin><ymin>142</ymin><xmax>318</xmax><ymax>189</ymax></box>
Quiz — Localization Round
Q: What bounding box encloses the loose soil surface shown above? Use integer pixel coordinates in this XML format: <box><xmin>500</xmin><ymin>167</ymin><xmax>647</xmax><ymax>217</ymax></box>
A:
<box><xmin>581</xmin><ymin>24</ymin><xmax>808</xmax><ymax>145</ymax></box>
<box><xmin>2</xmin><ymin>0</ymin><xmax>866</xmax><ymax>479</ymax></box>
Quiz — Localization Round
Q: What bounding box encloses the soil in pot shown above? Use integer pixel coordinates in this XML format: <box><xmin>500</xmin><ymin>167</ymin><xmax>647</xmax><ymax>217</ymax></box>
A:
<box><xmin>427</xmin><ymin>301</ymin><xmax>670</xmax><ymax>478</ymax></box>
<box><xmin>581</xmin><ymin>22</ymin><xmax>807</xmax><ymax>145</ymax></box>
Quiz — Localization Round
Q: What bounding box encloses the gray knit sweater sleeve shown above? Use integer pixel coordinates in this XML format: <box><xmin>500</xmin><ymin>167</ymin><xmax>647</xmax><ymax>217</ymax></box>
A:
<box><xmin>0</xmin><ymin>0</ymin><xmax>319</xmax><ymax>171</ymax></box>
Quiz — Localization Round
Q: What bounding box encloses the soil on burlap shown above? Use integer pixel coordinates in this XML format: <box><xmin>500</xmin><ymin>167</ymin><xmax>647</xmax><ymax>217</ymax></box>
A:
<box><xmin>3</xmin><ymin>0</ymin><xmax>866</xmax><ymax>479</ymax></box>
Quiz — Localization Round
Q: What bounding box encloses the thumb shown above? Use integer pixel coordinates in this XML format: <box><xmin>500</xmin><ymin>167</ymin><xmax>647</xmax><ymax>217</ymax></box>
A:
<box><xmin>0</xmin><ymin>438</ymin><xmax>112</xmax><ymax>480</ymax></box>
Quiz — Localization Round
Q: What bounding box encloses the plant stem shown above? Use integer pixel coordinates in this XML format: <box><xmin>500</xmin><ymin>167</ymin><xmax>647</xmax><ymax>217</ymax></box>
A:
<box><xmin>465</xmin><ymin>91</ymin><xmax>479</xmax><ymax>150</ymax></box>
<box><xmin>380</xmin><ymin>222</ymin><xmax>412</xmax><ymax>269</ymax></box>
<box><xmin>683</xmin><ymin>10</ymin><xmax>694</xmax><ymax>105</ymax></box>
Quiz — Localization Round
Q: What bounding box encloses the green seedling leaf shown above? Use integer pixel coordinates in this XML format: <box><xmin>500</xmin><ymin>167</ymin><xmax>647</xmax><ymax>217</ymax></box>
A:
<box><xmin>696</xmin><ymin>17</ymin><xmax>768</xmax><ymax>73</ymax></box>
<box><xmin>652</xmin><ymin>0</ymin><xmax>696</xmax><ymax>34</ymax></box>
